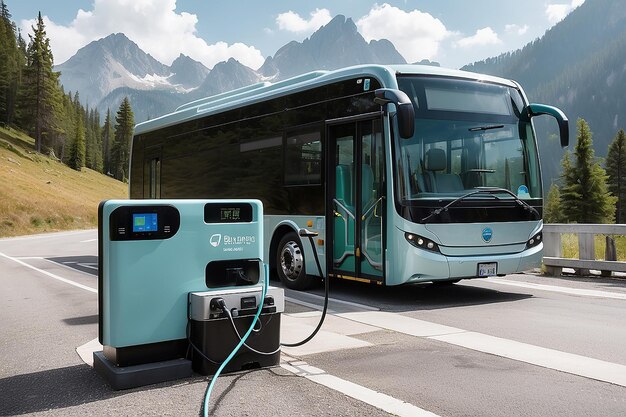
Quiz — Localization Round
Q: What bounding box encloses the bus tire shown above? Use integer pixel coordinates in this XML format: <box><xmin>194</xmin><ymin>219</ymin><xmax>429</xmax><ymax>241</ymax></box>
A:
<box><xmin>276</xmin><ymin>232</ymin><xmax>314</xmax><ymax>290</ymax></box>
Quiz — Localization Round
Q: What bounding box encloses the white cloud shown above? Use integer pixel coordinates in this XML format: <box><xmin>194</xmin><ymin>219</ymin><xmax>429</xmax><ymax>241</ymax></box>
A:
<box><xmin>505</xmin><ymin>24</ymin><xmax>529</xmax><ymax>36</ymax></box>
<box><xmin>356</xmin><ymin>3</ymin><xmax>450</xmax><ymax>63</ymax></box>
<box><xmin>545</xmin><ymin>0</ymin><xmax>585</xmax><ymax>24</ymax></box>
<box><xmin>456</xmin><ymin>27</ymin><xmax>502</xmax><ymax>48</ymax></box>
<box><xmin>276</xmin><ymin>9</ymin><xmax>332</xmax><ymax>33</ymax></box>
<box><xmin>20</xmin><ymin>0</ymin><xmax>265</xmax><ymax>70</ymax></box>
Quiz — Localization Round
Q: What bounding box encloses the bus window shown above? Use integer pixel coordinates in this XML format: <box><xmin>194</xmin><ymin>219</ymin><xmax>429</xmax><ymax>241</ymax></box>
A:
<box><xmin>284</xmin><ymin>130</ymin><xmax>322</xmax><ymax>186</ymax></box>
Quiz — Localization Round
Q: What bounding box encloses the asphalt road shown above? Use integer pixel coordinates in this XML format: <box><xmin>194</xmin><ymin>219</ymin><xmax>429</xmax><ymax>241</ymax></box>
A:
<box><xmin>1</xmin><ymin>230</ymin><xmax>626</xmax><ymax>416</ymax></box>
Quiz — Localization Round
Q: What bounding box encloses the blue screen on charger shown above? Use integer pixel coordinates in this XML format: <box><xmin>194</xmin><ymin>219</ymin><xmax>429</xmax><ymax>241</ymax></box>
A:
<box><xmin>132</xmin><ymin>213</ymin><xmax>158</xmax><ymax>232</ymax></box>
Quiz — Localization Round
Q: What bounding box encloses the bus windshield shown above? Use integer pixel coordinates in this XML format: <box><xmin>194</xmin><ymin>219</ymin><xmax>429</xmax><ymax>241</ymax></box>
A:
<box><xmin>396</xmin><ymin>76</ymin><xmax>541</xmax><ymax>202</ymax></box>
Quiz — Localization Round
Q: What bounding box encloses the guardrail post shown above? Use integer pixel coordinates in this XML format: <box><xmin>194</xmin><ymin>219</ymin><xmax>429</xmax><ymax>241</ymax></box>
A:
<box><xmin>543</xmin><ymin>228</ymin><xmax>562</xmax><ymax>275</ymax></box>
<box><xmin>577</xmin><ymin>233</ymin><xmax>594</xmax><ymax>276</ymax></box>
<box><xmin>602</xmin><ymin>236</ymin><xmax>617</xmax><ymax>277</ymax></box>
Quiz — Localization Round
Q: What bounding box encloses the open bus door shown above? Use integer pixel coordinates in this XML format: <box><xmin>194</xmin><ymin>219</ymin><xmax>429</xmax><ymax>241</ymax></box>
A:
<box><xmin>326</xmin><ymin>117</ymin><xmax>385</xmax><ymax>284</ymax></box>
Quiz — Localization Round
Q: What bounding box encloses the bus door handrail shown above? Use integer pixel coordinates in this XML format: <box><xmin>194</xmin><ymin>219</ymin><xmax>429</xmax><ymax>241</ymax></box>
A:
<box><xmin>332</xmin><ymin>198</ymin><xmax>355</xmax><ymax>265</ymax></box>
<box><xmin>333</xmin><ymin>199</ymin><xmax>355</xmax><ymax>219</ymax></box>
<box><xmin>361</xmin><ymin>196</ymin><xmax>384</xmax><ymax>271</ymax></box>
<box><xmin>361</xmin><ymin>196</ymin><xmax>384</xmax><ymax>221</ymax></box>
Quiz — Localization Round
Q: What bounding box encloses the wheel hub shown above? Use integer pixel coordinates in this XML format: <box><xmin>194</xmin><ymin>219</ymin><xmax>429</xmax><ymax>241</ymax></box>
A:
<box><xmin>280</xmin><ymin>241</ymin><xmax>303</xmax><ymax>280</ymax></box>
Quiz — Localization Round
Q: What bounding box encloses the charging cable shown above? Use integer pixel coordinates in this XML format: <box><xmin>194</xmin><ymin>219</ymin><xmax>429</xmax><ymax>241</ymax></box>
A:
<box><xmin>201</xmin><ymin>263</ymin><xmax>268</xmax><ymax>417</ymax></box>
<box><xmin>202</xmin><ymin>228</ymin><xmax>329</xmax><ymax>413</ymax></box>
<box><xmin>224</xmin><ymin>307</ymin><xmax>281</xmax><ymax>356</ymax></box>
<box><xmin>224</xmin><ymin>228</ymin><xmax>329</xmax><ymax>350</ymax></box>
<box><xmin>280</xmin><ymin>228</ymin><xmax>329</xmax><ymax>347</ymax></box>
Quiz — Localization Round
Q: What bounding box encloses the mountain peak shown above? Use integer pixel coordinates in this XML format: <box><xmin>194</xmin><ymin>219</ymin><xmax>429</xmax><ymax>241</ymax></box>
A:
<box><xmin>168</xmin><ymin>54</ymin><xmax>209</xmax><ymax>89</ymax></box>
<box><xmin>260</xmin><ymin>13</ymin><xmax>405</xmax><ymax>80</ymax></box>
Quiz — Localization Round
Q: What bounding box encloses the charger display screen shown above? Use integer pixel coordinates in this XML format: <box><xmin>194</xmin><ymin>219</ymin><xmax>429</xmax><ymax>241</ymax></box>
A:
<box><xmin>132</xmin><ymin>213</ymin><xmax>158</xmax><ymax>232</ymax></box>
<box><xmin>204</xmin><ymin>202</ymin><xmax>253</xmax><ymax>223</ymax></box>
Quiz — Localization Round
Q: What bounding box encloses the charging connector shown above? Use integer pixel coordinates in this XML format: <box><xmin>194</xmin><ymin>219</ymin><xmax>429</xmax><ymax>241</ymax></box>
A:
<box><xmin>209</xmin><ymin>297</ymin><xmax>227</xmax><ymax>312</ymax></box>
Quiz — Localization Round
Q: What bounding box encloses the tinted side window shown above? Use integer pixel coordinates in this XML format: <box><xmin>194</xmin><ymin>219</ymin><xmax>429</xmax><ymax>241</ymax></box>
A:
<box><xmin>284</xmin><ymin>130</ymin><xmax>322</xmax><ymax>186</ymax></box>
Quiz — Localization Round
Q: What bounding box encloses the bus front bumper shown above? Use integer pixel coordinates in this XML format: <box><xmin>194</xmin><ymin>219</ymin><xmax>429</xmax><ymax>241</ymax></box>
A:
<box><xmin>391</xmin><ymin>243</ymin><xmax>543</xmax><ymax>285</ymax></box>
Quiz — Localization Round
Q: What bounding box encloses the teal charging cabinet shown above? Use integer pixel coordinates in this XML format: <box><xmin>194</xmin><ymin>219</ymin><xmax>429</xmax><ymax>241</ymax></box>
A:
<box><xmin>98</xmin><ymin>199</ymin><xmax>264</xmax><ymax>368</ymax></box>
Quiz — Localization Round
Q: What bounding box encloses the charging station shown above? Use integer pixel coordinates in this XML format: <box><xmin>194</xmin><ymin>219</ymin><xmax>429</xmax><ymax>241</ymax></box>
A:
<box><xmin>95</xmin><ymin>199</ymin><xmax>283</xmax><ymax>390</ymax></box>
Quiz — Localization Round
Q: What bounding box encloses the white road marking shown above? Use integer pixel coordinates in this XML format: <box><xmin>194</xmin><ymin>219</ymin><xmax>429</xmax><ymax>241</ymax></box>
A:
<box><xmin>77</xmin><ymin>338</ymin><xmax>103</xmax><ymax>366</ymax></box>
<box><xmin>284</xmin><ymin>289</ymin><xmax>379</xmax><ymax>311</ymax></box>
<box><xmin>486</xmin><ymin>278</ymin><xmax>626</xmax><ymax>300</ymax></box>
<box><xmin>432</xmin><ymin>331</ymin><xmax>626</xmax><ymax>387</ymax></box>
<box><xmin>7</xmin><ymin>241</ymin><xmax>626</xmax><ymax>390</ymax></box>
<box><xmin>80</xmin><ymin>239</ymin><xmax>98</xmax><ymax>243</ymax></box>
<box><xmin>0</xmin><ymin>229</ymin><xmax>95</xmax><ymax>242</ymax></box>
<box><xmin>280</xmin><ymin>314</ymin><xmax>372</xmax><ymax>356</ymax></box>
<box><xmin>0</xmin><ymin>251</ymin><xmax>97</xmax><ymax>293</ymax></box>
<box><xmin>281</xmin><ymin>358</ymin><xmax>440</xmax><ymax>417</ymax></box>
<box><xmin>77</xmin><ymin>262</ymin><xmax>98</xmax><ymax>270</ymax></box>
<box><xmin>284</xmin><ymin>296</ymin><xmax>336</xmax><ymax>313</ymax></box>
<box><xmin>338</xmin><ymin>310</ymin><xmax>626</xmax><ymax>388</ymax></box>
<box><xmin>36</xmin><ymin>258</ymin><xmax>96</xmax><ymax>277</ymax></box>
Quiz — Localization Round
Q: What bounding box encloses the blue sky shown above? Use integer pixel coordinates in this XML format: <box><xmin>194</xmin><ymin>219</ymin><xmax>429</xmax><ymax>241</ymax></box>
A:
<box><xmin>9</xmin><ymin>0</ymin><xmax>584</xmax><ymax>70</ymax></box>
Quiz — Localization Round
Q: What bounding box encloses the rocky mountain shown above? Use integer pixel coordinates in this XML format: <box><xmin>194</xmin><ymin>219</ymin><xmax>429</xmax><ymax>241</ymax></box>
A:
<box><xmin>55</xmin><ymin>15</ymin><xmax>405</xmax><ymax>122</ymax></box>
<box><xmin>167</xmin><ymin>54</ymin><xmax>210</xmax><ymax>90</ymax></box>
<box><xmin>462</xmin><ymin>0</ymin><xmax>626</xmax><ymax>188</ymax></box>
<box><xmin>56</xmin><ymin>33</ymin><xmax>171</xmax><ymax>105</ymax></box>
<box><xmin>259</xmin><ymin>15</ymin><xmax>406</xmax><ymax>79</ymax></box>
<box><xmin>193</xmin><ymin>58</ymin><xmax>260</xmax><ymax>98</ymax></box>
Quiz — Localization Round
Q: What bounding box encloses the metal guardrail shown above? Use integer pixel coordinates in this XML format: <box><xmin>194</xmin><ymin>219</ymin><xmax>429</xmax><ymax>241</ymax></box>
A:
<box><xmin>543</xmin><ymin>224</ymin><xmax>626</xmax><ymax>276</ymax></box>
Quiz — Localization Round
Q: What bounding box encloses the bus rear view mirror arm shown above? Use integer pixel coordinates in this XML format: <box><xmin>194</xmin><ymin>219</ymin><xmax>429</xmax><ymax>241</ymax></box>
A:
<box><xmin>522</xmin><ymin>103</ymin><xmax>569</xmax><ymax>147</ymax></box>
<box><xmin>374</xmin><ymin>88</ymin><xmax>415</xmax><ymax>139</ymax></box>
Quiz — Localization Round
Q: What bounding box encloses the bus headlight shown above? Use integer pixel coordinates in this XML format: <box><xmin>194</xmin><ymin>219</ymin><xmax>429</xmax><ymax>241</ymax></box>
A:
<box><xmin>526</xmin><ymin>232</ymin><xmax>542</xmax><ymax>249</ymax></box>
<box><xmin>405</xmin><ymin>233</ymin><xmax>440</xmax><ymax>253</ymax></box>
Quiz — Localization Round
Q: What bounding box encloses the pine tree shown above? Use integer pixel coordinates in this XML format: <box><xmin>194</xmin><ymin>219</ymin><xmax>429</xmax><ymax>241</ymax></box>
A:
<box><xmin>67</xmin><ymin>93</ymin><xmax>85</xmax><ymax>170</ymax></box>
<box><xmin>93</xmin><ymin>109</ymin><xmax>103</xmax><ymax>172</ymax></box>
<box><xmin>559</xmin><ymin>118</ymin><xmax>616</xmax><ymax>223</ymax></box>
<box><xmin>17</xmin><ymin>12</ymin><xmax>63</xmax><ymax>153</ymax></box>
<box><xmin>0</xmin><ymin>1</ymin><xmax>19</xmax><ymax>125</ymax></box>
<box><xmin>13</xmin><ymin>30</ymin><xmax>26</xmax><ymax>125</ymax></box>
<box><xmin>605</xmin><ymin>129</ymin><xmax>626</xmax><ymax>223</ymax></box>
<box><xmin>111</xmin><ymin>97</ymin><xmax>134</xmax><ymax>181</ymax></box>
<box><xmin>102</xmin><ymin>108</ymin><xmax>114</xmax><ymax>175</ymax></box>
<box><xmin>544</xmin><ymin>183</ymin><xmax>566</xmax><ymax>223</ymax></box>
<box><xmin>559</xmin><ymin>150</ymin><xmax>577</xmax><ymax>217</ymax></box>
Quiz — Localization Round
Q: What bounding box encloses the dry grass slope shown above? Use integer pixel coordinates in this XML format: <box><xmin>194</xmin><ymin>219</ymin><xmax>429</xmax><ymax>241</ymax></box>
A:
<box><xmin>0</xmin><ymin>127</ymin><xmax>127</xmax><ymax>237</ymax></box>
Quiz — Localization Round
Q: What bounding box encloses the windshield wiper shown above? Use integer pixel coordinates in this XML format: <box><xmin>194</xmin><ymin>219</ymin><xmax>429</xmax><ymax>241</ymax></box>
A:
<box><xmin>420</xmin><ymin>186</ymin><xmax>540</xmax><ymax>224</ymax></box>
<box><xmin>468</xmin><ymin>124</ymin><xmax>504</xmax><ymax>132</ymax></box>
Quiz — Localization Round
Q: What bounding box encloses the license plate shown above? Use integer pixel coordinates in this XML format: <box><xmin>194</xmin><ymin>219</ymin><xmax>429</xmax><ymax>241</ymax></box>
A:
<box><xmin>478</xmin><ymin>262</ymin><xmax>497</xmax><ymax>277</ymax></box>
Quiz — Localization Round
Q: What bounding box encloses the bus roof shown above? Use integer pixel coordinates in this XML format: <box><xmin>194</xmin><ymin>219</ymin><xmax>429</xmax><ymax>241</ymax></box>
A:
<box><xmin>134</xmin><ymin>64</ymin><xmax>518</xmax><ymax>136</ymax></box>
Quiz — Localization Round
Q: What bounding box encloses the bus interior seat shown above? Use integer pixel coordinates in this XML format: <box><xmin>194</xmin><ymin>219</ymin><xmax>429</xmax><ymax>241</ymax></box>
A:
<box><xmin>335</xmin><ymin>164</ymin><xmax>354</xmax><ymax>210</ymax></box>
<box><xmin>361</xmin><ymin>164</ymin><xmax>374</xmax><ymax>206</ymax></box>
<box><xmin>424</xmin><ymin>148</ymin><xmax>464</xmax><ymax>192</ymax></box>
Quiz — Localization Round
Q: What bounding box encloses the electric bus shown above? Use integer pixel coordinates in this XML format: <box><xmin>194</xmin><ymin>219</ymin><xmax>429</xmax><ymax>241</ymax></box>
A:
<box><xmin>129</xmin><ymin>64</ymin><xmax>568</xmax><ymax>290</ymax></box>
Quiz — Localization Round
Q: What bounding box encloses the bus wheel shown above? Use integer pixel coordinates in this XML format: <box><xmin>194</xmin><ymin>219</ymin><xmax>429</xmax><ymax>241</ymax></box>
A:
<box><xmin>276</xmin><ymin>232</ymin><xmax>313</xmax><ymax>290</ymax></box>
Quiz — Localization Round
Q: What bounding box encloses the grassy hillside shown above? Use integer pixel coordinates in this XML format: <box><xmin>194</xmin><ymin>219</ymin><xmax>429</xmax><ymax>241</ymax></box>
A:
<box><xmin>0</xmin><ymin>126</ymin><xmax>127</xmax><ymax>237</ymax></box>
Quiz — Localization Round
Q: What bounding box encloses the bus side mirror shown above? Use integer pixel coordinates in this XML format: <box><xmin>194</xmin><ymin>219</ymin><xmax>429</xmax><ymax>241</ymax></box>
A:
<box><xmin>374</xmin><ymin>88</ymin><xmax>415</xmax><ymax>139</ymax></box>
<box><xmin>522</xmin><ymin>103</ymin><xmax>569</xmax><ymax>147</ymax></box>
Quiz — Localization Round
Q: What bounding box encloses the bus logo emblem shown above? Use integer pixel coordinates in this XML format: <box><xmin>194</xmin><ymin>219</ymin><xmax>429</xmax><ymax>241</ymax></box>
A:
<box><xmin>210</xmin><ymin>234</ymin><xmax>222</xmax><ymax>247</ymax></box>
<box><xmin>482</xmin><ymin>228</ymin><xmax>493</xmax><ymax>243</ymax></box>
